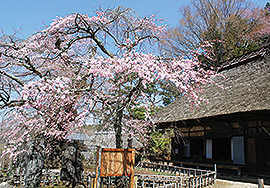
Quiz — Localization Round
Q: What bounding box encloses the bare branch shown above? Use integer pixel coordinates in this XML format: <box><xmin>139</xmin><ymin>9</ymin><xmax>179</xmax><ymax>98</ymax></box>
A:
<box><xmin>0</xmin><ymin>99</ymin><xmax>26</xmax><ymax>109</ymax></box>
<box><xmin>0</xmin><ymin>70</ymin><xmax>24</xmax><ymax>86</ymax></box>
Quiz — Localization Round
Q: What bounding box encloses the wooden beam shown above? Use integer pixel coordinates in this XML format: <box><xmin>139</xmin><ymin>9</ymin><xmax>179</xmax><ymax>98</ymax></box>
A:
<box><xmin>129</xmin><ymin>149</ymin><xmax>135</xmax><ymax>188</ymax></box>
<box><xmin>93</xmin><ymin>146</ymin><xmax>100</xmax><ymax>188</ymax></box>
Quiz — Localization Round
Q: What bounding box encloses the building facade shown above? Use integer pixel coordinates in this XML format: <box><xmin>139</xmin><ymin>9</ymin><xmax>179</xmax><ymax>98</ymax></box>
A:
<box><xmin>155</xmin><ymin>46</ymin><xmax>270</xmax><ymax>174</ymax></box>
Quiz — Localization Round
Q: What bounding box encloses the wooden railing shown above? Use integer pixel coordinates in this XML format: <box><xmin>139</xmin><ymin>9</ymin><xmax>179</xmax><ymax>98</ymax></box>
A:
<box><xmin>135</xmin><ymin>162</ymin><xmax>216</xmax><ymax>188</ymax></box>
<box><xmin>157</xmin><ymin>183</ymin><xmax>178</xmax><ymax>188</ymax></box>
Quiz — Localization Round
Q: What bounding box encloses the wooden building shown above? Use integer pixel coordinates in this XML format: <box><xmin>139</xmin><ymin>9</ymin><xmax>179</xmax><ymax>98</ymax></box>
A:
<box><xmin>155</xmin><ymin>45</ymin><xmax>270</xmax><ymax>174</ymax></box>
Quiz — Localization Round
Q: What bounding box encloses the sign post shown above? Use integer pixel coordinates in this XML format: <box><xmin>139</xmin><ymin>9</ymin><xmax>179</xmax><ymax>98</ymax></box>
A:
<box><xmin>99</xmin><ymin>148</ymin><xmax>135</xmax><ymax>188</ymax></box>
<box><xmin>93</xmin><ymin>146</ymin><xmax>100</xmax><ymax>188</ymax></box>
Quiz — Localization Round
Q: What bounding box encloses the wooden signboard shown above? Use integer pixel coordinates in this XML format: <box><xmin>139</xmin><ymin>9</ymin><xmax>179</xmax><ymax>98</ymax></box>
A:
<box><xmin>100</xmin><ymin>148</ymin><xmax>135</xmax><ymax>177</ymax></box>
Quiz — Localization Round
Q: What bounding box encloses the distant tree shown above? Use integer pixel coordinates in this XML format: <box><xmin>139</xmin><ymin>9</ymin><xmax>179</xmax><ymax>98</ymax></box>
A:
<box><xmin>265</xmin><ymin>2</ymin><xmax>270</xmax><ymax>12</ymax></box>
<box><xmin>162</xmin><ymin>0</ymin><xmax>261</xmax><ymax>68</ymax></box>
<box><xmin>249</xmin><ymin>3</ymin><xmax>270</xmax><ymax>46</ymax></box>
<box><xmin>146</xmin><ymin>129</ymin><xmax>172</xmax><ymax>161</ymax></box>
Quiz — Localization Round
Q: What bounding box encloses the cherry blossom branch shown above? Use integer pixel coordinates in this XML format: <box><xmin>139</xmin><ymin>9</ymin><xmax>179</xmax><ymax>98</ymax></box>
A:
<box><xmin>122</xmin><ymin>78</ymin><xmax>142</xmax><ymax>107</ymax></box>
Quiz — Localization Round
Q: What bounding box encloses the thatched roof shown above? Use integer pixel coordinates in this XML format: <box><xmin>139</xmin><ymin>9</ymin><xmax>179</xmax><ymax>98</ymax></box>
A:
<box><xmin>67</xmin><ymin>132</ymin><xmax>91</xmax><ymax>141</ymax></box>
<box><xmin>155</xmin><ymin>46</ymin><xmax>270</xmax><ymax>124</ymax></box>
<box><xmin>86</xmin><ymin>131</ymin><xmax>143</xmax><ymax>148</ymax></box>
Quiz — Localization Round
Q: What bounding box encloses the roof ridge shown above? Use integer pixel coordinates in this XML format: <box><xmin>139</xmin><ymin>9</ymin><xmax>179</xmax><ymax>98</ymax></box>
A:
<box><xmin>218</xmin><ymin>45</ymin><xmax>270</xmax><ymax>72</ymax></box>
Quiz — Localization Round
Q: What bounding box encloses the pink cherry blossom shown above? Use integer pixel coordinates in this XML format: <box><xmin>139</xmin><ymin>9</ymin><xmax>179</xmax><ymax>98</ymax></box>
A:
<box><xmin>1</xmin><ymin>5</ymin><xmax>220</xmax><ymax>157</ymax></box>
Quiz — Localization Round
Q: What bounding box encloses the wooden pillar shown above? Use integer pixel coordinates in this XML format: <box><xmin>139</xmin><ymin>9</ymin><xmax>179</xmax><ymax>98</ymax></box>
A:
<box><xmin>258</xmin><ymin>179</ymin><xmax>264</xmax><ymax>188</ymax></box>
<box><xmin>129</xmin><ymin>148</ymin><xmax>135</xmax><ymax>188</ymax></box>
<box><xmin>93</xmin><ymin>146</ymin><xmax>100</xmax><ymax>188</ymax></box>
<box><xmin>134</xmin><ymin>176</ymin><xmax>138</xmax><ymax>188</ymax></box>
<box><xmin>203</xmin><ymin>125</ymin><xmax>206</xmax><ymax>157</ymax></box>
<box><xmin>214</xmin><ymin>164</ymin><xmax>217</xmax><ymax>179</ymax></box>
<box><xmin>239</xmin><ymin>120</ymin><xmax>246</xmax><ymax>135</ymax></box>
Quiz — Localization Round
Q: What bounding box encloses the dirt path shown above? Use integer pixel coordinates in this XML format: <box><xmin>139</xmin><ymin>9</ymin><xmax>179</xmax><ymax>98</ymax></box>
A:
<box><xmin>213</xmin><ymin>179</ymin><xmax>270</xmax><ymax>188</ymax></box>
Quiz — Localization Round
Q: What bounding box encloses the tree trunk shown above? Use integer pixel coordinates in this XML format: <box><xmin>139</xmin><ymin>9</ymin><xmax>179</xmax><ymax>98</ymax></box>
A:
<box><xmin>114</xmin><ymin>109</ymin><xmax>123</xmax><ymax>148</ymax></box>
<box><xmin>114</xmin><ymin>109</ymin><xmax>127</xmax><ymax>188</ymax></box>
<box><xmin>128</xmin><ymin>136</ymin><xmax>133</xmax><ymax>148</ymax></box>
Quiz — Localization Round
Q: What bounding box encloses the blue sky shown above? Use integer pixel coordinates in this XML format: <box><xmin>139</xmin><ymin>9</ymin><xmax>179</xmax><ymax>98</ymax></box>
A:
<box><xmin>0</xmin><ymin>0</ymin><xmax>269</xmax><ymax>38</ymax></box>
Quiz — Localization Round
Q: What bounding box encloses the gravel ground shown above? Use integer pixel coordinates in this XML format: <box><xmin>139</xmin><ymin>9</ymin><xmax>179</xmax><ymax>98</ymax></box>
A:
<box><xmin>213</xmin><ymin>179</ymin><xmax>270</xmax><ymax>188</ymax></box>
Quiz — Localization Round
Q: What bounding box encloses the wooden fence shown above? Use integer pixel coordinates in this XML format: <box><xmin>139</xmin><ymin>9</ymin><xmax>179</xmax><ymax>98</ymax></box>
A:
<box><xmin>135</xmin><ymin>162</ymin><xmax>216</xmax><ymax>188</ymax></box>
<box><xmin>157</xmin><ymin>183</ymin><xmax>178</xmax><ymax>188</ymax></box>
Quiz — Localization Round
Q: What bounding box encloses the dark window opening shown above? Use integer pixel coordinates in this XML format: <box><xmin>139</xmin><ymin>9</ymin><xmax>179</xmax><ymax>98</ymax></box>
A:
<box><xmin>212</xmin><ymin>138</ymin><xmax>231</xmax><ymax>160</ymax></box>
<box><xmin>190</xmin><ymin>139</ymin><xmax>204</xmax><ymax>160</ymax></box>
